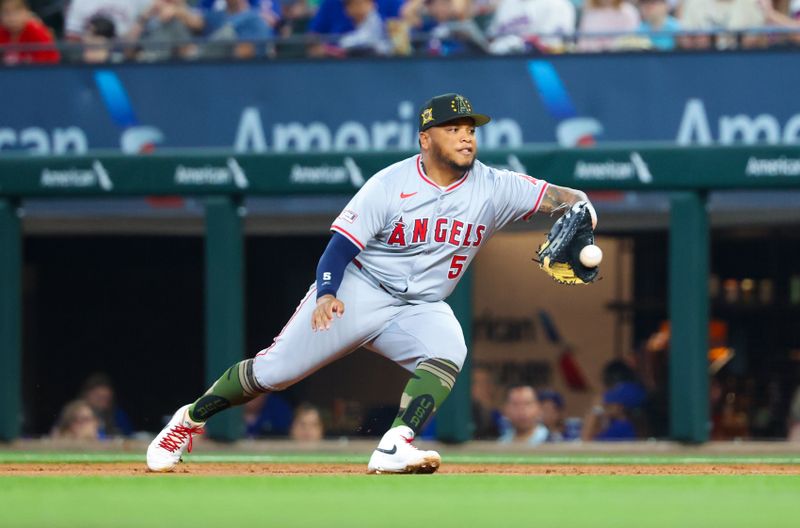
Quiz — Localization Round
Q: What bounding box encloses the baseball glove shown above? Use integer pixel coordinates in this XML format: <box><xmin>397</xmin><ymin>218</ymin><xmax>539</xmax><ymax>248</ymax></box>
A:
<box><xmin>536</xmin><ymin>201</ymin><xmax>599</xmax><ymax>285</ymax></box>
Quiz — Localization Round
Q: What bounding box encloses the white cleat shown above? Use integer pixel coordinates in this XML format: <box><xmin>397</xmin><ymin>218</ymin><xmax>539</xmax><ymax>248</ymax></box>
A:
<box><xmin>146</xmin><ymin>404</ymin><xmax>205</xmax><ymax>472</ymax></box>
<box><xmin>367</xmin><ymin>425</ymin><xmax>441</xmax><ymax>474</ymax></box>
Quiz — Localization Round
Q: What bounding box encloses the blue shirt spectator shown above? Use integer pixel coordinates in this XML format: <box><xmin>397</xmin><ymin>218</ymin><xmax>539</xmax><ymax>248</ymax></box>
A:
<box><xmin>309</xmin><ymin>0</ymin><xmax>402</xmax><ymax>34</ymax></box>
<box><xmin>537</xmin><ymin>389</ymin><xmax>579</xmax><ymax>442</ymax></box>
<box><xmin>200</xmin><ymin>0</ymin><xmax>273</xmax><ymax>8</ymax></box>
<box><xmin>638</xmin><ymin>0</ymin><xmax>680</xmax><ymax>50</ymax></box>
<box><xmin>498</xmin><ymin>385</ymin><xmax>551</xmax><ymax>446</ymax></box>
<box><xmin>594</xmin><ymin>417</ymin><xmax>637</xmax><ymax>440</ymax></box>
<box><xmin>195</xmin><ymin>1</ymin><xmax>272</xmax><ymax>59</ymax></box>
<box><xmin>639</xmin><ymin>17</ymin><xmax>680</xmax><ymax>50</ymax></box>
<box><xmin>80</xmin><ymin>373</ymin><xmax>134</xmax><ymax>438</ymax></box>
<box><xmin>582</xmin><ymin>382</ymin><xmax>645</xmax><ymax>441</ymax></box>
<box><xmin>337</xmin><ymin>0</ymin><xmax>391</xmax><ymax>55</ymax></box>
<box><xmin>199</xmin><ymin>0</ymin><xmax>281</xmax><ymax>28</ymax></box>
<box><xmin>202</xmin><ymin>2</ymin><xmax>273</xmax><ymax>38</ymax></box>
<box><xmin>244</xmin><ymin>393</ymin><xmax>294</xmax><ymax>437</ymax></box>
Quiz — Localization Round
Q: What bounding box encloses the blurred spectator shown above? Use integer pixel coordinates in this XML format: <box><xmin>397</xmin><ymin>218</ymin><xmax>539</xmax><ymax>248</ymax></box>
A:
<box><xmin>199</xmin><ymin>0</ymin><xmax>273</xmax><ymax>58</ymax></box>
<box><xmin>308</xmin><ymin>0</ymin><xmax>401</xmax><ymax>35</ymax></box>
<box><xmin>277</xmin><ymin>0</ymin><xmax>315</xmax><ymax>37</ymax></box>
<box><xmin>64</xmin><ymin>0</ymin><xmax>153</xmax><ymax>41</ymax></box>
<box><xmin>710</xmin><ymin>375</ymin><xmax>726</xmax><ymax>438</ymax></box>
<box><xmin>199</xmin><ymin>0</ymin><xmax>282</xmax><ymax>30</ymax></box>
<box><xmin>749</xmin><ymin>377</ymin><xmax>782</xmax><ymax>438</ymax></box>
<box><xmin>337</xmin><ymin>0</ymin><xmax>390</xmax><ymax>54</ymax></box>
<box><xmin>309</xmin><ymin>0</ymin><xmax>390</xmax><ymax>55</ymax></box>
<box><xmin>498</xmin><ymin>385</ymin><xmax>549</xmax><ymax>445</ymax></box>
<box><xmin>329</xmin><ymin>398</ymin><xmax>364</xmax><ymax>435</ymax></box>
<box><xmin>581</xmin><ymin>382</ymin><xmax>645</xmax><ymax>441</ymax></box>
<box><xmin>52</xmin><ymin>400</ymin><xmax>101</xmax><ymax>440</ymax></box>
<box><xmin>472</xmin><ymin>0</ymin><xmax>499</xmax><ymax>16</ymax></box>
<box><xmin>471</xmin><ymin>365</ymin><xmax>503</xmax><ymax>439</ymax></box>
<box><xmin>486</xmin><ymin>0</ymin><xmax>575</xmax><ymax>54</ymax></box>
<box><xmin>401</xmin><ymin>0</ymin><xmax>487</xmax><ymax>55</ymax></box>
<box><xmin>25</xmin><ymin>0</ymin><xmax>66</xmax><ymax>38</ymax></box>
<box><xmin>289</xmin><ymin>403</ymin><xmax>324</xmax><ymax>442</ymax></box>
<box><xmin>758</xmin><ymin>0</ymin><xmax>800</xmax><ymax>45</ymax></box>
<box><xmin>577</xmin><ymin>0</ymin><xmax>641</xmax><ymax>52</ymax></box>
<box><xmin>243</xmin><ymin>393</ymin><xmax>294</xmax><ymax>437</ymax></box>
<box><xmin>679</xmin><ymin>0</ymin><xmax>766</xmax><ymax>49</ymax></box>
<box><xmin>128</xmin><ymin>0</ymin><xmax>197</xmax><ymax>61</ymax></box>
<box><xmin>603</xmin><ymin>358</ymin><xmax>638</xmax><ymax>389</ymax></box>
<box><xmin>640</xmin><ymin>320</ymin><xmax>732</xmax><ymax>437</ymax></box>
<box><xmin>711</xmin><ymin>375</ymin><xmax>750</xmax><ymax>439</ymax></box>
<box><xmin>538</xmin><ymin>389</ymin><xmax>575</xmax><ymax>442</ymax></box>
<box><xmin>0</xmin><ymin>0</ymin><xmax>60</xmax><ymax>64</ymax></box>
<box><xmin>638</xmin><ymin>0</ymin><xmax>680</xmax><ymax>50</ymax></box>
<box><xmin>80</xmin><ymin>373</ymin><xmax>133</xmax><ymax>437</ymax></box>
<box><xmin>81</xmin><ymin>13</ymin><xmax>115</xmax><ymax>62</ymax></box>
<box><xmin>413</xmin><ymin>365</ymin><xmax>504</xmax><ymax>440</ymax></box>
<box><xmin>172</xmin><ymin>0</ymin><xmax>271</xmax><ymax>58</ymax></box>
<box><xmin>788</xmin><ymin>386</ymin><xmax>800</xmax><ymax>441</ymax></box>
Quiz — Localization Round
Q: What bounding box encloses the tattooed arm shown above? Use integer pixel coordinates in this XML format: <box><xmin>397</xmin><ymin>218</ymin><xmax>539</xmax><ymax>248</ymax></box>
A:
<box><xmin>539</xmin><ymin>184</ymin><xmax>597</xmax><ymax>228</ymax></box>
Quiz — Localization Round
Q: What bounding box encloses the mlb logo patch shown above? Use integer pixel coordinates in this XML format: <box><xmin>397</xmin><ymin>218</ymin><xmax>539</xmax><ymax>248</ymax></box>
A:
<box><xmin>339</xmin><ymin>209</ymin><xmax>358</xmax><ymax>224</ymax></box>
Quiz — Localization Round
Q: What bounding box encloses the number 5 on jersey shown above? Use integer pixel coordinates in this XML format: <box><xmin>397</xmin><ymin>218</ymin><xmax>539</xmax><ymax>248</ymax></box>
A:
<box><xmin>448</xmin><ymin>255</ymin><xmax>468</xmax><ymax>279</ymax></box>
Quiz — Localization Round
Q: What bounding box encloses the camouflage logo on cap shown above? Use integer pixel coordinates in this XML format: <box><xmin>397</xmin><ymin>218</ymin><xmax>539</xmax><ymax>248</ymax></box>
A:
<box><xmin>421</xmin><ymin>107</ymin><xmax>434</xmax><ymax>126</ymax></box>
<box><xmin>451</xmin><ymin>95</ymin><xmax>472</xmax><ymax>115</ymax></box>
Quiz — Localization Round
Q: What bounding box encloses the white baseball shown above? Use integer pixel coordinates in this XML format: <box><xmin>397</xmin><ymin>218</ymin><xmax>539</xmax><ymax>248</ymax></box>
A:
<box><xmin>579</xmin><ymin>244</ymin><xmax>603</xmax><ymax>267</ymax></box>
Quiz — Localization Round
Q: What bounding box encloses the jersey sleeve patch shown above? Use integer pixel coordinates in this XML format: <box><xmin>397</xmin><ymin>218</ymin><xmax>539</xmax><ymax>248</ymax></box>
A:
<box><xmin>338</xmin><ymin>209</ymin><xmax>358</xmax><ymax>224</ymax></box>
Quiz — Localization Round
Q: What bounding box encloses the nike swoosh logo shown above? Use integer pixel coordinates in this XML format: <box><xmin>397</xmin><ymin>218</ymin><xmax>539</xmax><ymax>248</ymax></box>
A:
<box><xmin>400</xmin><ymin>192</ymin><xmax>417</xmax><ymax>199</ymax></box>
<box><xmin>376</xmin><ymin>445</ymin><xmax>397</xmax><ymax>455</ymax></box>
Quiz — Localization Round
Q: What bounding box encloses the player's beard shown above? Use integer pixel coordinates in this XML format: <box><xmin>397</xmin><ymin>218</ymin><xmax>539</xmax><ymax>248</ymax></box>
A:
<box><xmin>430</xmin><ymin>140</ymin><xmax>475</xmax><ymax>173</ymax></box>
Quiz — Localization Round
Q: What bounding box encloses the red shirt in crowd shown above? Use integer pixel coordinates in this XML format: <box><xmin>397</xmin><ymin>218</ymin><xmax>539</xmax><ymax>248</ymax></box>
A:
<box><xmin>0</xmin><ymin>19</ymin><xmax>60</xmax><ymax>65</ymax></box>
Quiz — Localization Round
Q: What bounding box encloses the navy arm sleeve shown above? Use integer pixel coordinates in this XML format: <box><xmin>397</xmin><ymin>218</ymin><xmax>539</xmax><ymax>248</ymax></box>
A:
<box><xmin>316</xmin><ymin>232</ymin><xmax>361</xmax><ymax>299</ymax></box>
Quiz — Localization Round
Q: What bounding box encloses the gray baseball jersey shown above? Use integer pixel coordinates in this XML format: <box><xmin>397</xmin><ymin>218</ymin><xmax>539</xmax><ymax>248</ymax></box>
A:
<box><xmin>251</xmin><ymin>154</ymin><xmax>549</xmax><ymax>391</ymax></box>
<box><xmin>331</xmin><ymin>154</ymin><xmax>550</xmax><ymax>303</ymax></box>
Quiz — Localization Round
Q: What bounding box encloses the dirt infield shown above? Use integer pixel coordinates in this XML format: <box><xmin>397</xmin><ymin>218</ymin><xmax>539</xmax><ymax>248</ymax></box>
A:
<box><xmin>2</xmin><ymin>463</ymin><xmax>799</xmax><ymax>476</ymax></box>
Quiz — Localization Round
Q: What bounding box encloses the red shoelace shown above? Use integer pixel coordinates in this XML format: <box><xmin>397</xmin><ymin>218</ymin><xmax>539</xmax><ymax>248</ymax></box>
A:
<box><xmin>157</xmin><ymin>424</ymin><xmax>205</xmax><ymax>453</ymax></box>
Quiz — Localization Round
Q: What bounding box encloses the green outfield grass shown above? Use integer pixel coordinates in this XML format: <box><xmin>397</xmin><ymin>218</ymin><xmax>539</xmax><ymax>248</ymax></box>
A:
<box><xmin>1</xmin><ymin>453</ymin><xmax>799</xmax><ymax>528</ymax></box>
<box><xmin>2</xmin><ymin>474</ymin><xmax>799</xmax><ymax>528</ymax></box>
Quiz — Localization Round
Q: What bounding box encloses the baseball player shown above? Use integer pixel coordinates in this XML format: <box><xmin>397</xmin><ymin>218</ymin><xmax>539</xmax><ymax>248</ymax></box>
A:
<box><xmin>147</xmin><ymin>93</ymin><xmax>596</xmax><ymax>474</ymax></box>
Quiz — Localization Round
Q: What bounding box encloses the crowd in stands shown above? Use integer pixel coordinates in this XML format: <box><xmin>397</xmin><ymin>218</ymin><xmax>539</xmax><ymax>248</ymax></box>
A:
<box><xmin>51</xmin><ymin>373</ymin><xmax>133</xmax><ymax>440</ymax></box>
<box><xmin>2</xmin><ymin>0</ymin><xmax>800</xmax><ymax>64</ymax></box>
<box><xmin>50</xmin><ymin>372</ymin><xmax>328</xmax><ymax>442</ymax></box>
<box><xmin>50</xmin><ymin>361</ymin><xmax>800</xmax><ymax>443</ymax></box>
<box><xmin>470</xmin><ymin>363</ymin><xmax>647</xmax><ymax>444</ymax></box>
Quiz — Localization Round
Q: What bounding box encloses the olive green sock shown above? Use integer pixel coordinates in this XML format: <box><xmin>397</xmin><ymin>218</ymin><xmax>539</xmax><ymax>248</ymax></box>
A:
<box><xmin>391</xmin><ymin>358</ymin><xmax>460</xmax><ymax>435</ymax></box>
<box><xmin>187</xmin><ymin>359</ymin><xmax>265</xmax><ymax>423</ymax></box>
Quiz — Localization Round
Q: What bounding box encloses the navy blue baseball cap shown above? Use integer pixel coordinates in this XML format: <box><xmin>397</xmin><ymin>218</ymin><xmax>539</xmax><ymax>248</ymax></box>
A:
<box><xmin>419</xmin><ymin>93</ymin><xmax>491</xmax><ymax>131</ymax></box>
<box><xmin>537</xmin><ymin>390</ymin><xmax>565</xmax><ymax>409</ymax></box>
